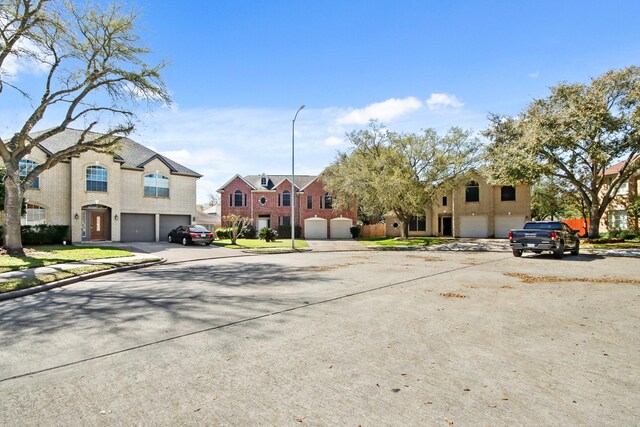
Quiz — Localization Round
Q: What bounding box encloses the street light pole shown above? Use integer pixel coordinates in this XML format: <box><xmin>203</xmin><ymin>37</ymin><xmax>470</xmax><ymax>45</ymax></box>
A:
<box><xmin>292</xmin><ymin>104</ymin><xmax>305</xmax><ymax>250</ymax></box>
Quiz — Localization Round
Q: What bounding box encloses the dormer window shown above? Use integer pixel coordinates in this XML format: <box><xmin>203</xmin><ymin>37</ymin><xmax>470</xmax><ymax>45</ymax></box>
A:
<box><xmin>260</xmin><ymin>175</ymin><xmax>267</xmax><ymax>187</ymax></box>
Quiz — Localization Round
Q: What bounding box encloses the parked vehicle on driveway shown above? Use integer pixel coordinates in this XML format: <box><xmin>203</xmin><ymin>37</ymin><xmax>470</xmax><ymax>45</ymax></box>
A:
<box><xmin>168</xmin><ymin>225</ymin><xmax>214</xmax><ymax>246</ymax></box>
<box><xmin>509</xmin><ymin>221</ymin><xmax>580</xmax><ymax>258</ymax></box>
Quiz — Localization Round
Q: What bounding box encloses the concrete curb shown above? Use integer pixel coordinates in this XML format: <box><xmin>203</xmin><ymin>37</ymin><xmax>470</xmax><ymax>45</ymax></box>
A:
<box><xmin>0</xmin><ymin>258</ymin><xmax>166</xmax><ymax>302</ymax></box>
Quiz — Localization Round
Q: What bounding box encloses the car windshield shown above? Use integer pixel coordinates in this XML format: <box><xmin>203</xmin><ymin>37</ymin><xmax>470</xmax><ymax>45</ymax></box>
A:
<box><xmin>523</xmin><ymin>222</ymin><xmax>562</xmax><ymax>230</ymax></box>
<box><xmin>189</xmin><ymin>225</ymin><xmax>209</xmax><ymax>232</ymax></box>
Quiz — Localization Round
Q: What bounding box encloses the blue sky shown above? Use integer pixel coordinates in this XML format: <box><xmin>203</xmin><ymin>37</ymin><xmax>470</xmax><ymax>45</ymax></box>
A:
<box><xmin>5</xmin><ymin>1</ymin><xmax>640</xmax><ymax>203</ymax></box>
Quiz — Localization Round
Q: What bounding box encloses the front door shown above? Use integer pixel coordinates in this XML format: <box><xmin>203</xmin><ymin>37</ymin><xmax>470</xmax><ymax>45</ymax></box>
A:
<box><xmin>91</xmin><ymin>211</ymin><xmax>107</xmax><ymax>240</ymax></box>
<box><xmin>441</xmin><ymin>216</ymin><xmax>452</xmax><ymax>236</ymax></box>
<box><xmin>257</xmin><ymin>216</ymin><xmax>270</xmax><ymax>230</ymax></box>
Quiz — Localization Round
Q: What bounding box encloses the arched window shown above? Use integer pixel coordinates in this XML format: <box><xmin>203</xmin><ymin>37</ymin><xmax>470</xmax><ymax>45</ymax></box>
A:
<box><xmin>282</xmin><ymin>190</ymin><xmax>290</xmax><ymax>207</ymax></box>
<box><xmin>261</xmin><ymin>176</ymin><xmax>267</xmax><ymax>187</ymax></box>
<box><xmin>86</xmin><ymin>165</ymin><xmax>108</xmax><ymax>192</ymax></box>
<box><xmin>144</xmin><ymin>173</ymin><xmax>170</xmax><ymax>197</ymax></box>
<box><xmin>19</xmin><ymin>159</ymin><xmax>40</xmax><ymax>189</ymax></box>
<box><xmin>465</xmin><ymin>181</ymin><xmax>479</xmax><ymax>202</ymax></box>
<box><xmin>21</xmin><ymin>203</ymin><xmax>45</xmax><ymax>225</ymax></box>
<box><xmin>234</xmin><ymin>190</ymin><xmax>243</xmax><ymax>207</ymax></box>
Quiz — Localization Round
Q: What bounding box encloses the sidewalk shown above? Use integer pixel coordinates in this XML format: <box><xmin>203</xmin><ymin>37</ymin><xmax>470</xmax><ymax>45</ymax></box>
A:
<box><xmin>0</xmin><ymin>252</ymin><xmax>162</xmax><ymax>283</ymax></box>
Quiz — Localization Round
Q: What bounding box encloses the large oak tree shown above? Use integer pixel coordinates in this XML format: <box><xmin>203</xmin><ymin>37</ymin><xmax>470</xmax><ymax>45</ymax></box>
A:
<box><xmin>322</xmin><ymin>121</ymin><xmax>482</xmax><ymax>238</ymax></box>
<box><xmin>484</xmin><ymin>66</ymin><xmax>640</xmax><ymax>237</ymax></box>
<box><xmin>0</xmin><ymin>0</ymin><xmax>169</xmax><ymax>255</ymax></box>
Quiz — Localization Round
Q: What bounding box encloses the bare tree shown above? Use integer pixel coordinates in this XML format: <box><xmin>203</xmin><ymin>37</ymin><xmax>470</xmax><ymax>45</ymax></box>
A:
<box><xmin>0</xmin><ymin>0</ymin><xmax>169</xmax><ymax>255</ymax></box>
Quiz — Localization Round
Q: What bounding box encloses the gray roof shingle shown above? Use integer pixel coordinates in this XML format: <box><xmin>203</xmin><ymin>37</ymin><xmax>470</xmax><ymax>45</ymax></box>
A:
<box><xmin>32</xmin><ymin>128</ymin><xmax>201</xmax><ymax>178</ymax></box>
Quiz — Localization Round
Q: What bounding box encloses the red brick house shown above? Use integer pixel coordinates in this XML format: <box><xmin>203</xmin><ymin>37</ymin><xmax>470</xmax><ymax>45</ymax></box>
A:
<box><xmin>218</xmin><ymin>173</ymin><xmax>357</xmax><ymax>239</ymax></box>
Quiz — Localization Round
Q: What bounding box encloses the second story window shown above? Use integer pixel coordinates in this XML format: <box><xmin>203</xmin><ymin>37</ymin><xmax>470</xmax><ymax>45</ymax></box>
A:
<box><xmin>442</xmin><ymin>196</ymin><xmax>447</xmax><ymax>207</ymax></box>
<box><xmin>465</xmin><ymin>181</ymin><xmax>479</xmax><ymax>202</ymax></box>
<box><xmin>144</xmin><ymin>173</ymin><xmax>170</xmax><ymax>198</ymax></box>
<box><xmin>324</xmin><ymin>193</ymin><xmax>333</xmax><ymax>209</ymax></box>
<box><xmin>19</xmin><ymin>159</ymin><xmax>40</xmax><ymax>189</ymax></box>
<box><xmin>501</xmin><ymin>185</ymin><xmax>516</xmax><ymax>201</ymax></box>
<box><xmin>282</xmin><ymin>190</ymin><xmax>291</xmax><ymax>207</ymax></box>
<box><xmin>86</xmin><ymin>165</ymin><xmax>107</xmax><ymax>192</ymax></box>
<box><xmin>307</xmin><ymin>195</ymin><xmax>313</xmax><ymax>209</ymax></box>
<box><xmin>234</xmin><ymin>190</ymin><xmax>243</xmax><ymax>207</ymax></box>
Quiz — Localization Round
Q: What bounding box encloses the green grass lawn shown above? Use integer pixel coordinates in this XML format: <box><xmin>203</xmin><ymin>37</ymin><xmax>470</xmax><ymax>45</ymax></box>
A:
<box><xmin>582</xmin><ymin>240</ymin><xmax>640</xmax><ymax>249</ymax></box>
<box><xmin>211</xmin><ymin>239</ymin><xmax>309</xmax><ymax>250</ymax></box>
<box><xmin>358</xmin><ymin>237</ymin><xmax>447</xmax><ymax>247</ymax></box>
<box><xmin>0</xmin><ymin>259</ymin><xmax>152</xmax><ymax>294</ymax></box>
<box><xmin>0</xmin><ymin>245</ymin><xmax>135</xmax><ymax>273</ymax></box>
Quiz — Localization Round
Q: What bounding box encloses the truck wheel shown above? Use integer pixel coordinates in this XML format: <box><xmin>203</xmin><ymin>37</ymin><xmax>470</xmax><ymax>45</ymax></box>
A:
<box><xmin>554</xmin><ymin>242</ymin><xmax>565</xmax><ymax>259</ymax></box>
<box><xmin>571</xmin><ymin>240</ymin><xmax>580</xmax><ymax>256</ymax></box>
<box><xmin>512</xmin><ymin>249</ymin><xmax>523</xmax><ymax>257</ymax></box>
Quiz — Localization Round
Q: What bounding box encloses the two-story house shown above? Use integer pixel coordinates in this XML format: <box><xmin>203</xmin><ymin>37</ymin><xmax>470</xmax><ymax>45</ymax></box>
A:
<box><xmin>218</xmin><ymin>173</ymin><xmax>358</xmax><ymax>239</ymax></box>
<box><xmin>601</xmin><ymin>161</ymin><xmax>640</xmax><ymax>232</ymax></box>
<box><xmin>386</xmin><ymin>172</ymin><xmax>531</xmax><ymax>238</ymax></box>
<box><xmin>17</xmin><ymin>128</ymin><xmax>202</xmax><ymax>243</ymax></box>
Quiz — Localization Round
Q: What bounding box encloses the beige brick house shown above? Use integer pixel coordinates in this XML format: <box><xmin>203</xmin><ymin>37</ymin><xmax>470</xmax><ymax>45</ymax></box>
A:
<box><xmin>386</xmin><ymin>172</ymin><xmax>531</xmax><ymax>238</ymax></box>
<box><xmin>17</xmin><ymin>128</ymin><xmax>201</xmax><ymax>243</ymax></box>
<box><xmin>218</xmin><ymin>173</ymin><xmax>358</xmax><ymax>239</ymax></box>
<box><xmin>600</xmin><ymin>161</ymin><xmax>640</xmax><ymax>232</ymax></box>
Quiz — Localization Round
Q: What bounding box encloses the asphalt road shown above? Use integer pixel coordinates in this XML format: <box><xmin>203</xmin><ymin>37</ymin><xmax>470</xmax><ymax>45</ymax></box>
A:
<box><xmin>1</xmin><ymin>250</ymin><xmax>638</xmax><ymax>426</ymax></box>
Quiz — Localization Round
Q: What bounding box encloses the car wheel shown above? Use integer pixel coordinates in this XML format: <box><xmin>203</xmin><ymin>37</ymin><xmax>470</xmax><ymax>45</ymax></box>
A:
<box><xmin>168</xmin><ymin>235</ymin><xmax>172</xmax><ymax>243</ymax></box>
<box><xmin>512</xmin><ymin>249</ymin><xmax>523</xmax><ymax>257</ymax></box>
<box><xmin>571</xmin><ymin>240</ymin><xmax>580</xmax><ymax>256</ymax></box>
<box><xmin>554</xmin><ymin>242</ymin><xmax>565</xmax><ymax>259</ymax></box>
<box><xmin>182</xmin><ymin>237</ymin><xmax>189</xmax><ymax>246</ymax></box>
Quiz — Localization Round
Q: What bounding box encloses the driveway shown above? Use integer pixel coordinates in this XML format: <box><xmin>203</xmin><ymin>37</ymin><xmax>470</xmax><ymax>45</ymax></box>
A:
<box><xmin>1</xmin><ymin>250</ymin><xmax>638</xmax><ymax>425</ymax></box>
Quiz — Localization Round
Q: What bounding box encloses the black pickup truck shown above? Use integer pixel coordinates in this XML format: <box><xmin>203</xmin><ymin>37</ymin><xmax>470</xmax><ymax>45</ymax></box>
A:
<box><xmin>508</xmin><ymin>221</ymin><xmax>580</xmax><ymax>258</ymax></box>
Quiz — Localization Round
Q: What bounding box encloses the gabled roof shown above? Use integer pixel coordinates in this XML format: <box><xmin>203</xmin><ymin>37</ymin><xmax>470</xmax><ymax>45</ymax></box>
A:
<box><xmin>218</xmin><ymin>174</ymin><xmax>317</xmax><ymax>192</ymax></box>
<box><xmin>243</xmin><ymin>174</ymin><xmax>316</xmax><ymax>191</ymax></box>
<box><xmin>604</xmin><ymin>160</ymin><xmax>627</xmax><ymax>176</ymax></box>
<box><xmin>32</xmin><ymin>128</ymin><xmax>202</xmax><ymax>178</ymax></box>
<box><xmin>217</xmin><ymin>174</ymin><xmax>256</xmax><ymax>192</ymax></box>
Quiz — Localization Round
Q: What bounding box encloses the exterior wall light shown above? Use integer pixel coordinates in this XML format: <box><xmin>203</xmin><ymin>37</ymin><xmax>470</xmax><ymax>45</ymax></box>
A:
<box><xmin>114</xmin><ymin>214</ymin><xmax>119</xmax><ymax>220</ymax></box>
<box><xmin>74</xmin><ymin>213</ymin><xmax>79</xmax><ymax>220</ymax></box>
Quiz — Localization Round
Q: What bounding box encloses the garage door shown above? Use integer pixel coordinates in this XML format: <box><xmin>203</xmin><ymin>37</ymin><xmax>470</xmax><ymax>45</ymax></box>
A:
<box><xmin>160</xmin><ymin>214</ymin><xmax>191</xmax><ymax>240</ymax></box>
<box><xmin>494</xmin><ymin>215</ymin><xmax>527</xmax><ymax>238</ymax></box>
<box><xmin>304</xmin><ymin>217</ymin><xmax>328</xmax><ymax>239</ymax></box>
<box><xmin>459</xmin><ymin>215</ymin><xmax>489</xmax><ymax>238</ymax></box>
<box><xmin>330</xmin><ymin>217</ymin><xmax>353</xmax><ymax>239</ymax></box>
<box><xmin>120</xmin><ymin>213</ymin><xmax>155</xmax><ymax>242</ymax></box>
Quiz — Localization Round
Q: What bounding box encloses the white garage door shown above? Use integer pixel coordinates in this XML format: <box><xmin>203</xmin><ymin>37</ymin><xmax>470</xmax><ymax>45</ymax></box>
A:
<box><xmin>330</xmin><ymin>217</ymin><xmax>353</xmax><ymax>239</ymax></box>
<box><xmin>304</xmin><ymin>217</ymin><xmax>328</xmax><ymax>239</ymax></box>
<box><xmin>459</xmin><ymin>215</ymin><xmax>489</xmax><ymax>238</ymax></box>
<box><xmin>494</xmin><ymin>216</ymin><xmax>527</xmax><ymax>238</ymax></box>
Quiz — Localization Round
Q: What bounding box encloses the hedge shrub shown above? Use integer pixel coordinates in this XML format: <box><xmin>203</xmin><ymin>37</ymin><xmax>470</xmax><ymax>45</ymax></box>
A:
<box><xmin>0</xmin><ymin>225</ymin><xmax>70</xmax><ymax>245</ymax></box>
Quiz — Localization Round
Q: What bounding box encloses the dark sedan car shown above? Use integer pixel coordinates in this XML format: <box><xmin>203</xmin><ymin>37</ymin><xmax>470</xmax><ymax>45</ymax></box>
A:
<box><xmin>168</xmin><ymin>225</ymin><xmax>214</xmax><ymax>246</ymax></box>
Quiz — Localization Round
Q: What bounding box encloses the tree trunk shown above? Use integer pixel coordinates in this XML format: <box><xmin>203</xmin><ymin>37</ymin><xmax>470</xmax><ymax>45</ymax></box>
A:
<box><xmin>588</xmin><ymin>206</ymin><xmax>601</xmax><ymax>238</ymax></box>
<box><xmin>400</xmin><ymin>221</ymin><xmax>409</xmax><ymax>239</ymax></box>
<box><xmin>3</xmin><ymin>171</ymin><xmax>26</xmax><ymax>256</ymax></box>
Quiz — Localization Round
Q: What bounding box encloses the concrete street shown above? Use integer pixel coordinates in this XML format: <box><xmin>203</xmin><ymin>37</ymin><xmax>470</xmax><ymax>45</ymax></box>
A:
<box><xmin>1</xmin><ymin>249</ymin><xmax>638</xmax><ymax>425</ymax></box>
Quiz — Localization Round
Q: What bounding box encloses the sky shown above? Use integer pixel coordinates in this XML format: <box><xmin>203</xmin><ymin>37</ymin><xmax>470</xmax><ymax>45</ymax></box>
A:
<box><xmin>4</xmin><ymin>0</ymin><xmax>640</xmax><ymax>203</ymax></box>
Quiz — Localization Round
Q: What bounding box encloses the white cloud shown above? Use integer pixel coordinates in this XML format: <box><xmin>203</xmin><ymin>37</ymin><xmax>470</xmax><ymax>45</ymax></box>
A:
<box><xmin>426</xmin><ymin>93</ymin><xmax>464</xmax><ymax>110</ymax></box>
<box><xmin>132</xmin><ymin>100</ymin><xmax>486</xmax><ymax>204</ymax></box>
<box><xmin>336</xmin><ymin>97</ymin><xmax>422</xmax><ymax>125</ymax></box>
<box><xmin>0</xmin><ymin>24</ymin><xmax>51</xmax><ymax>80</ymax></box>
<box><xmin>324</xmin><ymin>136</ymin><xmax>344</xmax><ymax>146</ymax></box>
